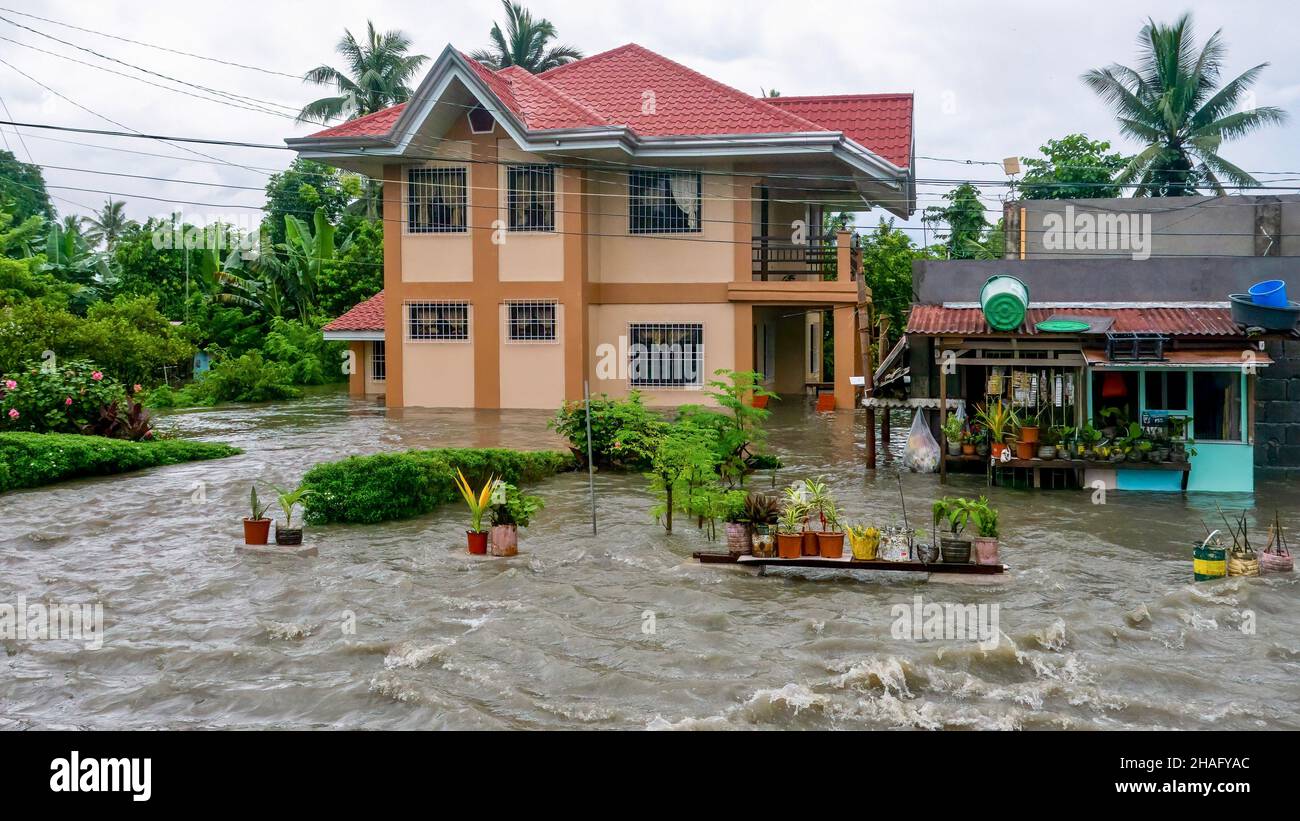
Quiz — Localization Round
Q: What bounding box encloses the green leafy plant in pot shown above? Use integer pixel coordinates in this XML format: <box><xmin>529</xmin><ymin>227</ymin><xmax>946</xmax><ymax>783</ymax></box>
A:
<box><xmin>273</xmin><ymin>485</ymin><xmax>312</xmax><ymax>546</ymax></box>
<box><xmin>243</xmin><ymin>485</ymin><xmax>272</xmax><ymax>545</ymax></box>
<box><xmin>932</xmin><ymin>496</ymin><xmax>978</xmax><ymax>563</ymax></box>
<box><xmin>741</xmin><ymin>491</ymin><xmax>780</xmax><ymax>557</ymax></box>
<box><xmin>488</xmin><ymin>480</ymin><xmax>542</xmax><ymax>557</ymax></box>
<box><xmin>775</xmin><ymin>500</ymin><xmax>806</xmax><ymax>559</ymax></box>
<box><xmin>975</xmin><ymin>401</ymin><xmax>1020</xmax><ymax>459</ymax></box>
<box><xmin>941</xmin><ymin>413</ymin><xmax>964</xmax><ymax>456</ymax></box>
<box><xmin>454</xmin><ymin>469</ymin><xmax>495</xmax><ymax>555</ymax></box>
<box><xmin>815</xmin><ymin>501</ymin><xmax>845</xmax><ymax>558</ymax></box>
<box><xmin>970</xmin><ymin>497</ymin><xmax>1000</xmax><ymax>565</ymax></box>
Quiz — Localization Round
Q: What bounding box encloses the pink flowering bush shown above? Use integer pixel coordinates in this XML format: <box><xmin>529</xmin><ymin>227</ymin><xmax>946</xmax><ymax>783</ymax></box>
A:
<box><xmin>0</xmin><ymin>359</ymin><xmax>137</xmax><ymax>437</ymax></box>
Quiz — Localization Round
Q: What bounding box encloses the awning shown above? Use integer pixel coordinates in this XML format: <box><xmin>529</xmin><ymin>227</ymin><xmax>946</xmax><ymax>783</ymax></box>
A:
<box><xmin>862</xmin><ymin>397</ymin><xmax>963</xmax><ymax>410</ymax></box>
<box><xmin>1082</xmin><ymin>348</ymin><xmax>1272</xmax><ymax>368</ymax></box>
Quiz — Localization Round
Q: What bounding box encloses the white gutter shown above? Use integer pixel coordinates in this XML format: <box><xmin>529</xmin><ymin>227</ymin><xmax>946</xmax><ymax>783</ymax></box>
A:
<box><xmin>323</xmin><ymin>330</ymin><xmax>384</xmax><ymax>341</ymax></box>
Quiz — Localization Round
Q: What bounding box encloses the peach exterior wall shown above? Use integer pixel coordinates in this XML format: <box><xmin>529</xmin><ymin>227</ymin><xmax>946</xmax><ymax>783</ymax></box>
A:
<box><xmin>497</xmin><ymin>140</ymin><xmax>565</xmax><ymax>282</ymax></box>
<box><xmin>402</xmin><ymin>302</ymin><xmax>476</xmax><ymax>407</ymax></box>
<box><xmin>587</xmin><ymin>302</ymin><xmax>735</xmax><ymax>407</ymax></box>
<box><xmin>400</xmin><ymin>145</ymin><xmax>475</xmax><ymax>282</ymax></box>
<box><xmin>588</xmin><ymin>171</ymin><xmax>734</xmax><ymax>284</ymax></box>
<box><xmin>498</xmin><ymin>303</ymin><xmax>565</xmax><ymax>409</ymax></box>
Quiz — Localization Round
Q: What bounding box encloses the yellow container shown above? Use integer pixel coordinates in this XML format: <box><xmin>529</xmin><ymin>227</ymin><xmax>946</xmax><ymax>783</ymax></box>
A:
<box><xmin>849</xmin><ymin>529</ymin><xmax>880</xmax><ymax>560</ymax></box>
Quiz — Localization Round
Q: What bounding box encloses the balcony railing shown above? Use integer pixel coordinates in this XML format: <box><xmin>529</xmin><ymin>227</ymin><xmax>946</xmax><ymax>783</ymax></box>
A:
<box><xmin>752</xmin><ymin>239</ymin><xmax>835</xmax><ymax>280</ymax></box>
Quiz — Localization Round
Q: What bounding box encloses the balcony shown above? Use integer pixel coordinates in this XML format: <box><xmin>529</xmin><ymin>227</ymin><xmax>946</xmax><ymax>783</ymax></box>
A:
<box><xmin>751</xmin><ymin>234</ymin><xmax>861</xmax><ymax>281</ymax></box>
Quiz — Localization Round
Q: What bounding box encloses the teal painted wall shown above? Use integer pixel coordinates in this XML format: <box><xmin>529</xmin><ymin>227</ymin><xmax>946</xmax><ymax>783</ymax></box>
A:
<box><xmin>1186</xmin><ymin>443</ymin><xmax>1255</xmax><ymax>493</ymax></box>
<box><xmin>1116</xmin><ymin>468</ymin><xmax>1184</xmax><ymax>492</ymax></box>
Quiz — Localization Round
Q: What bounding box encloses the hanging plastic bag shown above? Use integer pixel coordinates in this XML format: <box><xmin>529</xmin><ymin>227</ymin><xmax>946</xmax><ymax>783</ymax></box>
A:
<box><xmin>903</xmin><ymin>408</ymin><xmax>940</xmax><ymax>474</ymax></box>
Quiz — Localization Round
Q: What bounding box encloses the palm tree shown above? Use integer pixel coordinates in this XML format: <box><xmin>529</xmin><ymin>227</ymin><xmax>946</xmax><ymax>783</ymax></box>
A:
<box><xmin>297</xmin><ymin>21</ymin><xmax>428</xmax><ymax>124</ymax></box>
<box><xmin>83</xmin><ymin>199</ymin><xmax>136</xmax><ymax>252</ymax></box>
<box><xmin>470</xmin><ymin>1</ymin><xmax>583</xmax><ymax>73</ymax></box>
<box><xmin>1082</xmin><ymin>13</ymin><xmax>1287</xmax><ymax>196</ymax></box>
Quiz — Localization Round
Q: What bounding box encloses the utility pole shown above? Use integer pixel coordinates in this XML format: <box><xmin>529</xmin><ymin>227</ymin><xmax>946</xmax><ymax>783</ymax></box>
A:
<box><xmin>857</xmin><ymin>261</ymin><xmax>876</xmax><ymax>469</ymax></box>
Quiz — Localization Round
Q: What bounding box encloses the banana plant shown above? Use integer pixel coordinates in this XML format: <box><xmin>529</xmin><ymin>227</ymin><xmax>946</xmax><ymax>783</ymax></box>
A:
<box><xmin>280</xmin><ymin>208</ymin><xmax>336</xmax><ymax>318</ymax></box>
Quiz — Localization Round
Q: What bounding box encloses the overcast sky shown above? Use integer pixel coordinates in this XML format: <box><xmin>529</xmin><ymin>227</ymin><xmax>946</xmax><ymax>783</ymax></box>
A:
<box><xmin>1</xmin><ymin>0</ymin><xmax>1296</xmax><ymax>240</ymax></box>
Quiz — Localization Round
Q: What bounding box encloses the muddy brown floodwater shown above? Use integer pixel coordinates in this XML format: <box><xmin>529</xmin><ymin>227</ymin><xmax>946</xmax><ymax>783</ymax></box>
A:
<box><xmin>2</xmin><ymin>389</ymin><xmax>1298</xmax><ymax>729</ymax></box>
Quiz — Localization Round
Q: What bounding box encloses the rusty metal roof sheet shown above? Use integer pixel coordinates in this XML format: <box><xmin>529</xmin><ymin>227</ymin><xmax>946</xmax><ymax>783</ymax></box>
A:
<box><xmin>907</xmin><ymin>305</ymin><xmax>1243</xmax><ymax>337</ymax></box>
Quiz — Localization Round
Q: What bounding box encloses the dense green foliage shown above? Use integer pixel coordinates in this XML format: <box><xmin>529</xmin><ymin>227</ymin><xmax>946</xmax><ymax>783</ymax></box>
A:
<box><xmin>0</xmin><ymin>431</ymin><xmax>239</xmax><ymax>493</ymax></box>
<box><xmin>858</xmin><ymin>219</ymin><xmax>930</xmax><ymax>334</ymax></box>
<box><xmin>0</xmin><ymin>151</ymin><xmax>54</xmax><ymax>223</ymax></box>
<box><xmin>549</xmin><ymin>390</ymin><xmax>668</xmax><ymax>470</ymax></box>
<box><xmin>300</xmin><ymin>448</ymin><xmax>575</xmax><ymax>524</ymax></box>
<box><xmin>1019</xmin><ymin>134</ymin><xmax>1130</xmax><ymax>200</ymax></box>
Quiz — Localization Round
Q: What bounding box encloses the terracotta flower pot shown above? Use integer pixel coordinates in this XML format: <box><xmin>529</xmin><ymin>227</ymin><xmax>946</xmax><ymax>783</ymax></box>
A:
<box><xmin>243</xmin><ymin>518</ymin><xmax>270</xmax><ymax>545</ymax></box>
<box><xmin>816</xmin><ymin>531</ymin><xmax>845</xmax><ymax>559</ymax></box>
<box><xmin>990</xmin><ymin>443</ymin><xmax>1008</xmax><ymax>459</ymax></box>
<box><xmin>490</xmin><ymin>524</ymin><xmax>518</xmax><ymax>557</ymax></box>
<box><xmin>961</xmin><ymin>443</ymin><xmax>976</xmax><ymax>455</ymax></box>
<box><xmin>1019</xmin><ymin>425</ymin><xmax>1039</xmax><ymax>445</ymax></box>
<box><xmin>800</xmin><ymin>529</ymin><xmax>819</xmax><ymax>556</ymax></box>
<box><xmin>467</xmin><ymin>530</ymin><xmax>489</xmax><ymax>555</ymax></box>
<box><xmin>725</xmin><ymin>522</ymin><xmax>752</xmax><ymax>556</ymax></box>
<box><xmin>1016</xmin><ymin>440</ymin><xmax>1035</xmax><ymax>460</ymax></box>
<box><xmin>973</xmin><ymin>536</ymin><xmax>999</xmax><ymax>565</ymax></box>
<box><xmin>776</xmin><ymin>533</ymin><xmax>803</xmax><ymax>559</ymax></box>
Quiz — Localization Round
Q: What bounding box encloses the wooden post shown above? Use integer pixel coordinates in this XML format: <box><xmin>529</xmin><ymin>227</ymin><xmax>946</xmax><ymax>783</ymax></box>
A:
<box><xmin>939</xmin><ymin>349</ymin><xmax>948</xmax><ymax>485</ymax></box>
<box><xmin>881</xmin><ymin>404</ymin><xmax>891</xmax><ymax>461</ymax></box>
<box><xmin>857</xmin><ymin>274</ymin><xmax>875</xmax><ymax>469</ymax></box>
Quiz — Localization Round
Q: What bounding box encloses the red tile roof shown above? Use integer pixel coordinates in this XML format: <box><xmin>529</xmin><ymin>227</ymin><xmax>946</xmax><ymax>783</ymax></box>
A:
<box><xmin>907</xmin><ymin>305</ymin><xmax>1243</xmax><ymax>337</ymax></box>
<box><xmin>768</xmin><ymin>94</ymin><xmax>913</xmax><ymax>168</ymax></box>
<box><xmin>323</xmin><ymin>290</ymin><xmax>385</xmax><ymax>332</ymax></box>
<box><xmin>305</xmin><ymin>44</ymin><xmax>911</xmax><ymax>165</ymax></box>
<box><xmin>309</xmin><ymin>105</ymin><xmax>407</xmax><ymax>139</ymax></box>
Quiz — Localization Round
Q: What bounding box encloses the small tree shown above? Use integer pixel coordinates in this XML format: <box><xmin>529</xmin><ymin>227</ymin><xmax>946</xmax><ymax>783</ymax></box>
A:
<box><xmin>648</xmin><ymin>423</ymin><xmax>717</xmax><ymax>534</ymax></box>
<box><xmin>678</xmin><ymin>369</ymin><xmax>776</xmax><ymax>487</ymax></box>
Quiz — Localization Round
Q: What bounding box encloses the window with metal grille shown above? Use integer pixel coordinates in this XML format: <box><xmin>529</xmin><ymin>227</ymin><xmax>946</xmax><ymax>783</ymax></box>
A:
<box><xmin>628</xmin><ymin>323</ymin><xmax>704</xmax><ymax>388</ymax></box>
<box><xmin>506</xmin><ymin>300</ymin><xmax>558</xmax><ymax>342</ymax></box>
<box><xmin>369</xmin><ymin>341</ymin><xmax>386</xmax><ymax>381</ymax></box>
<box><xmin>406</xmin><ymin>301</ymin><xmax>470</xmax><ymax>341</ymax></box>
<box><xmin>407</xmin><ymin>167</ymin><xmax>467</xmax><ymax>233</ymax></box>
<box><xmin>629</xmin><ymin>171</ymin><xmax>701</xmax><ymax>234</ymax></box>
<box><xmin>507</xmin><ymin>165</ymin><xmax>555</xmax><ymax>231</ymax></box>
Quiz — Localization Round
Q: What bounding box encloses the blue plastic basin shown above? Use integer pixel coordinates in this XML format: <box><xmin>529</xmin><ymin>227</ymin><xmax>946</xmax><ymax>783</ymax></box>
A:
<box><xmin>1248</xmin><ymin>279</ymin><xmax>1288</xmax><ymax>307</ymax></box>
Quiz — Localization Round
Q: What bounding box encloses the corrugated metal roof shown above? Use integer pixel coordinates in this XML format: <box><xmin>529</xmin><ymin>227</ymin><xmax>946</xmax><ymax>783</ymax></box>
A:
<box><xmin>907</xmin><ymin>305</ymin><xmax>1243</xmax><ymax>337</ymax></box>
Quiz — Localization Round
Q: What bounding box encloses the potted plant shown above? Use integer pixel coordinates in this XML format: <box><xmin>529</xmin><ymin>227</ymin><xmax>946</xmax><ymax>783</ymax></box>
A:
<box><xmin>975</xmin><ymin>401</ymin><xmax>1020</xmax><ymax>459</ymax></box>
<box><xmin>941</xmin><ymin>414</ymin><xmax>964</xmax><ymax>456</ymax></box>
<box><xmin>1098</xmin><ymin>405</ymin><xmax>1127</xmax><ymax>439</ymax></box>
<box><xmin>1079</xmin><ymin>423</ymin><xmax>1103</xmax><ymax>460</ymax></box>
<box><xmin>723</xmin><ymin>492</ymin><xmax>753</xmax><ymax>557</ymax></box>
<box><xmin>743</xmin><ymin>492</ymin><xmax>779</xmax><ymax>558</ymax></box>
<box><xmin>776</xmin><ymin>501</ymin><xmax>805</xmax><ymax>559</ymax></box>
<box><xmin>1037</xmin><ymin>426</ymin><xmax>1060</xmax><ymax>460</ymax></box>
<box><xmin>961</xmin><ymin>427</ymin><xmax>977</xmax><ymax>456</ymax></box>
<box><xmin>1015</xmin><ymin>436</ymin><xmax>1036</xmax><ymax>460</ymax></box>
<box><xmin>243</xmin><ymin>485</ymin><xmax>272</xmax><ymax>545</ymax></box>
<box><xmin>971</xmin><ymin>497</ymin><xmax>1000</xmax><ymax>565</ymax></box>
<box><xmin>488</xmin><ymin>481</ymin><xmax>542</xmax><ymax>557</ymax></box>
<box><xmin>972</xmin><ymin>427</ymin><xmax>990</xmax><ymax>457</ymax></box>
<box><xmin>847</xmin><ymin>524</ymin><xmax>881</xmax><ymax>560</ymax></box>
<box><xmin>1018</xmin><ymin>407</ymin><xmax>1041</xmax><ymax>446</ymax></box>
<box><xmin>273</xmin><ymin>485</ymin><xmax>312</xmax><ymax>546</ymax></box>
<box><xmin>932</xmin><ymin>497</ymin><xmax>975</xmax><ymax>563</ymax></box>
<box><xmin>815</xmin><ymin>502</ymin><xmax>845</xmax><ymax>558</ymax></box>
<box><xmin>453</xmin><ymin>469</ymin><xmax>495</xmax><ymax>555</ymax></box>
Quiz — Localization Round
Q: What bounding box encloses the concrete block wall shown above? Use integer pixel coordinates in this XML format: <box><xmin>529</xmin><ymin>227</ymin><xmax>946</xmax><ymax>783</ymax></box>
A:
<box><xmin>1256</xmin><ymin>338</ymin><xmax>1300</xmax><ymax>469</ymax></box>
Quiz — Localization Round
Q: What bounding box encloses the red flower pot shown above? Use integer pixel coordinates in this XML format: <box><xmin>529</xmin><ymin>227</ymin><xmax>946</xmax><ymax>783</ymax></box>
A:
<box><xmin>467</xmin><ymin>530</ymin><xmax>488</xmax><ymax>555</ymax></box>
<box><xmin>243</xmin><ymin>518</ymin><xmax>270</xmax><ymax>545</ymax></box>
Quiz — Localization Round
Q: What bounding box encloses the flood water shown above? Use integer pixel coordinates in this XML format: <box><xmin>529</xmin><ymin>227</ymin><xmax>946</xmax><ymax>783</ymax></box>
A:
<box><xmin>2</xmin><ymin>390</ymin><xmax>1298</xmax><ymax>730</ymax></box>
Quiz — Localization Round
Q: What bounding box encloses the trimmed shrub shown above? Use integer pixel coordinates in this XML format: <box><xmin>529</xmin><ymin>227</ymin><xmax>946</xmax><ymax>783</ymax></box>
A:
<box><xmin>301</xmin><ymin>447</ymin><xmax>575</xmax><ymax>524</ymax></box>
<box><xmin>0</xmin><ymin>432</ymin><xmax>240</xmax><ymax>492</ymax></box>
<box><xmin>548</xmin><ymin>391</ymin><xmax>667</xmax><ymax>470</ymax></box>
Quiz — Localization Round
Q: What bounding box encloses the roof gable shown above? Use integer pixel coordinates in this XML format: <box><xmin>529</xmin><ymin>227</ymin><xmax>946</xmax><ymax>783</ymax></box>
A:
<box><xmin>768</xmin><ymin>94</ymin><xmax>913</xmax><ymax>168</ymax></box>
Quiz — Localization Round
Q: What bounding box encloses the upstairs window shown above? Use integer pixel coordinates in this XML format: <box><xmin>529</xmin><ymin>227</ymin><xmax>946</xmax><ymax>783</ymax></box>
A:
<box><xmin>629</xmin><ymin>170</ymin><xmax>701</xmax><ymax>234</ymax></box>
<box><xmin>507</xmin><ymin>165</ymin><xmax>555</xmax><ymax>231</ymax></box>
<box><xmin>408</xmin><ymin>167</ymin><xmax>467</xmax><ymax>233</ymax></box>
<box><xmin>406</xmin><ymin>301</ymin><xmax>469</xmax><ymax>341</ymax></box>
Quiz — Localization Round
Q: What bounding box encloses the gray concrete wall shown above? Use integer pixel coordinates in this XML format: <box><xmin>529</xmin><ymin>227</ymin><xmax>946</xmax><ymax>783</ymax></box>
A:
<box><xmin>1257</xmin><ymin>338</ymin><xmax>1300</xmax><ymax>471</ymax></box>
<box><xmin>1004</xmin><ymin>194</ymin><xmax>1300</xmax><ymax>259</ymax></box>
<box><xmin>913</xmin><ymin>257</ymin><xmax>1300</xmax><ymax>304</ymax></box>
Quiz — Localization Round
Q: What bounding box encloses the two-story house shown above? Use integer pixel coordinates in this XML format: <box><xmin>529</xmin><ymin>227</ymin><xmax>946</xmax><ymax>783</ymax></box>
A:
<box><xmin>290</xmin><ymin>43</ymin><xmax>915</xmax><ymax>409</ymax></box>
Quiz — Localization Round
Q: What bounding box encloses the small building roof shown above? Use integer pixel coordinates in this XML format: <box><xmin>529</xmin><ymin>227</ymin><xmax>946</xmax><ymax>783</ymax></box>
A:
<box><xmin>322</xmin><ymin>291</ymin><xmax>385</xmax><ymax>337</ymax></box>
<box><xmin>906</xmin><ymin>305</ymin><xmax>1244</xmax><ymax>338</ymax></box>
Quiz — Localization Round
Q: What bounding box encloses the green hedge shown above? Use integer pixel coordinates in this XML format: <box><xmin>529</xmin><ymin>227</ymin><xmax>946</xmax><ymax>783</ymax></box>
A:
<box><xmin>0</xmin><ymin>432</ymin><xmax>241</xmax><ymax>492</ymax></box>
<box><xmin>301</xmin><ymin>447</ymin><xmax>575</xmax><ymax>525</ymax></box>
